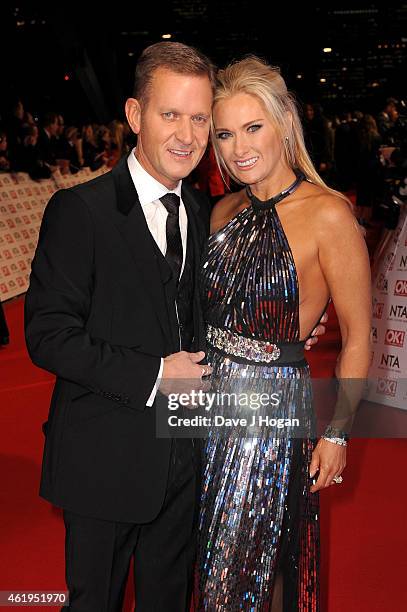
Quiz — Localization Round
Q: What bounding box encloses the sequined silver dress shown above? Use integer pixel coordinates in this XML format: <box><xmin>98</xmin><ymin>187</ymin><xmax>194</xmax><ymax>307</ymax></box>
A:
<box><xmin>197</xmin><ymin>183</ymin><xmax>319</xmax><ymax>611</ymax></box>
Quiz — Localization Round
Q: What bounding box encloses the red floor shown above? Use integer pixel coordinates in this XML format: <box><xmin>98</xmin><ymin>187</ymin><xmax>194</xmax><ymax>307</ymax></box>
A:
<box><xmin>0</xmin><ymin>296</ymin><xmax>406</xmax><ymax>611</ymax></box>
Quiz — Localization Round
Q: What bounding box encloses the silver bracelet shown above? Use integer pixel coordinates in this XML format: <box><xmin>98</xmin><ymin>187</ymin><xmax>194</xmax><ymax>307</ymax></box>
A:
<box><xmin>321</xmin><ymin>435</ymin><xmax>348</xmax><ymax>447</ymax></box>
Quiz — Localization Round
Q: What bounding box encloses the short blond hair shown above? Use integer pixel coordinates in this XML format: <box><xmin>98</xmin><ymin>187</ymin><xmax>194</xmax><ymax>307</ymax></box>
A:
<box><xmin>133</xmin><ymin>42</ymin><xmax>217</xmax><ymax>105</ymax></box>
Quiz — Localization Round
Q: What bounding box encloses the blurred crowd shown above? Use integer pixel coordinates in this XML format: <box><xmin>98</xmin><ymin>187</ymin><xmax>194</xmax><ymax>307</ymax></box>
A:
<box><xmin>1</xmin><ymin>96</ymin><xmax>406</xmax><ymax>225</ymax></box>
<box><xmin>0</xmin><ymin>99</ymin><xmax>136</xmax><ymax>180</ymax></box>
<box><xmin>302</xmin><ymin>97</ymin><xmax>407</xmax><ymax>223</ymax></box>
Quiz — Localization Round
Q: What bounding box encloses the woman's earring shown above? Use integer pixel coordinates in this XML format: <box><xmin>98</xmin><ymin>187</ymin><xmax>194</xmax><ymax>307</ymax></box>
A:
<box><xmin>284</xmin><ymin>136</ymin><xmax>289</xmax><ymax>144</ymax></box>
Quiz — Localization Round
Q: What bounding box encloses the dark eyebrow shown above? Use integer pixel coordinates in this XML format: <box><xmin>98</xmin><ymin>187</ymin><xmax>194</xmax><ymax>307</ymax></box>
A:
<box><xmin>215</xmin><ymin>118</ymin><xmax>264</xmax><ymax>131</ymax></box>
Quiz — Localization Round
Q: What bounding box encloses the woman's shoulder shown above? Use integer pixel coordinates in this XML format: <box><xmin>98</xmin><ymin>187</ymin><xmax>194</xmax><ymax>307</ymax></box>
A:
<box><xmin>299</xmin><ymin>181</ymin><xmax>354</xmax><ymax>221</ymax></box>
<box><xmin>297</xmin><ymin>182</ymin><xmax>362</xmax><ymax>246</ymax></box>
<box><xmin>210</xmin><ymin>189</ymin><xmax>247</xmax><ymax>234</ymax></box>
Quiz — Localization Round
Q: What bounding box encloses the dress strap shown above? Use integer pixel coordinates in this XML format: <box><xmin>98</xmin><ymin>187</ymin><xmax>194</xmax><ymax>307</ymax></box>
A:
<box><xmin>246</xmin><ymin>169</ymin><xmax>305</xmax><ymax>211</ymax></box>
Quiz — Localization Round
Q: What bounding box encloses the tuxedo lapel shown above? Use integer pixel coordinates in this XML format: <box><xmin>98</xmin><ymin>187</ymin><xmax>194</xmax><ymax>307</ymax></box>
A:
<box><xmin>181</xmin><ymin>183</ymin><xmax>206</xmax><ymax>351</ymax></box>
<box><xmin>111</xmin><ymin>157</ymin><xmax>172</xmax><ymax>345</ymax></box>
<box><xmin>181</xmin><ymin>182</ymin><xmax>203</xmax><ymax>260</ymax></box>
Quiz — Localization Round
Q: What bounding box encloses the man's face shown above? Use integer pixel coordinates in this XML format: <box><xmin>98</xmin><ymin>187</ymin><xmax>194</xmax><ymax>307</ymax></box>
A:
<box><xmin>48</xmin><ymin>120</ymin><xmax>59</xmax><ymax>137</ymax></box>
<box><xmin>387</xmin><ymin>104</ymin><xmax>399</xmax><ymax>121</ymax></box>
<box><xmin>127</xmin><ymin>68</ymin><xmax>213</xmax><ymax>189</ymax></box>
<box><xmin>30</xmin><ymin>127</ymin><xmax>39</xmax><ymax>145</ymax></box>
<box><xmin>57</xmin><ymin>116</ymin><xmax>65</xmax><ymax>136</ymax></box>
<box><xmin>305</xmin><ymin>104</ymin><xmax>314</xmax><ymax>121</ymax></box>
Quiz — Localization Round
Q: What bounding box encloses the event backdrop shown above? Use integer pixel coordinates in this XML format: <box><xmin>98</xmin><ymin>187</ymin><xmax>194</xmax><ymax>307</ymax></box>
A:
<box><xmin>0</xmin><ymin>167</ymin><xmax>108</xmax><ymax>302</ymax></box>
<box><xmin>367</xmin><ymin>199</ymin><xmax>407</xmax><ymax>410</ymax></box>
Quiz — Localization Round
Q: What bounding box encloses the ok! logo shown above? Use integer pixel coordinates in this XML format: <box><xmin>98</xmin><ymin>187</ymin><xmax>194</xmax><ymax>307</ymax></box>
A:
<box><xmin>384</xmin><ymin>329</ymin><xmax>405</xmax><ymax>348</ymax></box>
<box><xmin>394</xmin><ymin>279</ymin><xmax>407</xmax><ymax>297</ymax></box>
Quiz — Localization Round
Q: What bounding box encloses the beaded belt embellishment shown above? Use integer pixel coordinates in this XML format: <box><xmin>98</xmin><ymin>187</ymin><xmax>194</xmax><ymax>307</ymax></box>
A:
<box><xmin>206</xmin><ymin>324</ymin><xmax>282</xmax><ymax>363</ymax></box>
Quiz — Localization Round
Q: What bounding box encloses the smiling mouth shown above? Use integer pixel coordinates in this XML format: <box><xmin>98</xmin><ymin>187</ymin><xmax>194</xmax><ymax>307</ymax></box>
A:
<box><xmin>235</xmin><ymin>156</ymin><xmax>259</xmax><ymax>169</ymax></box>
<box><xmin>168</xmin><ymin>149</ymin><xmax>193</xmax><ymax>158</ymax></box>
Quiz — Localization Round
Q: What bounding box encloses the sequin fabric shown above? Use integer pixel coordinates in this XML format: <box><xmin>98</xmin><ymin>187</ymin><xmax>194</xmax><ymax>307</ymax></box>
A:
<box><xmin>196</xmin><ymin>193</ymin><xmax>320</xmax><ymax>611</ymax></box>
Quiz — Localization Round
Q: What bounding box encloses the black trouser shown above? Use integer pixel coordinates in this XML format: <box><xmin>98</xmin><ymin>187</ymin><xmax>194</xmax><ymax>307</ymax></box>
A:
<box><xmin>63</xmin><ymin>438</ymin><xmax>199</xmax><ymax>612</ymax></box>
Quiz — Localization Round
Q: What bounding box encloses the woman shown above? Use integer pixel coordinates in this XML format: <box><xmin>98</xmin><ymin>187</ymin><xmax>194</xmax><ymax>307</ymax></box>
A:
<box><xmin>64</xmin><ymin>126</ymin><xmax>84</xmax><ymax>174</ymax></box>
<box><xmin>81</xmin><ymin>123</ymin><xmax>105</xmax><ymax>171</ymax></box>
<box><xmin>197</xmin><ymin>57</ymin><xmax>371</xmax><ymax>610</ymax></box>
<box><xmin>0</xmin><ymin>130</ymin><xmax>11</xmax><ymax>172</ymax></box>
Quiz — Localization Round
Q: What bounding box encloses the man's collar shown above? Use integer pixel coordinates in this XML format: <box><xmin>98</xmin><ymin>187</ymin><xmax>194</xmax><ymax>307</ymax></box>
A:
<box><xmin>127</xmin><ymin>148</ymin><xmax>182</xmax><ymax>206</ymax></box>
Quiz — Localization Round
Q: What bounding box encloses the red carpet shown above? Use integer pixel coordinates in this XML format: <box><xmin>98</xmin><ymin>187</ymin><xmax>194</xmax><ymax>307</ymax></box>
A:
<box><xmin>0</xmin><ymin>297</ymin><xmax>406</xmax><ymax>611</ymax></box>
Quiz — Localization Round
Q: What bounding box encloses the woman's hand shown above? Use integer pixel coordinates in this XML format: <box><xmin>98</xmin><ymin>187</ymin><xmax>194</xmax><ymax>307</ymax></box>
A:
<box><xmin>304</xmin><ymin>311</ymin><xmax>328</xmax><ymax>350</ymax></box>
<box><xmin>309</xmin><ymin>438</ymin><xmax>346</xmax><ymax>493</ymax></box>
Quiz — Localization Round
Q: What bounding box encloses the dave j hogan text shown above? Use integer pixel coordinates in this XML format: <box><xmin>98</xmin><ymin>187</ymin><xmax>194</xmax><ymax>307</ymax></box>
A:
<box><xmin>168</xmin><ymin>415</ymin><xmax>300</xmax><ymax>428</ymax></box>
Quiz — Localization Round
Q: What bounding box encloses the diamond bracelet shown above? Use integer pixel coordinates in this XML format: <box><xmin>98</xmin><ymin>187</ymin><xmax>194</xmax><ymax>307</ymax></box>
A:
<box><xmin>321</xmin><ymin>436</ymin><xmax>348</xmax><ymax>447</ymax></box>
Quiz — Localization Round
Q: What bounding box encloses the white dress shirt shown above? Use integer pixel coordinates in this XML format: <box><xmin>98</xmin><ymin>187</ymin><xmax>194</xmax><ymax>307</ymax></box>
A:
<box><xmin>127</xmin><ymin>149</ymin><xmax>188</xmax><ymax>406</ymax></box>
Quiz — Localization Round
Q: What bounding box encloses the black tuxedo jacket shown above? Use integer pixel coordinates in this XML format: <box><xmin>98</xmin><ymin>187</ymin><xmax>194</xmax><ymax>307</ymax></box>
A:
<box><xmin>25</xmin><ymin>156</ymin><xmax>210</xmax><ymax>523</ymax></box>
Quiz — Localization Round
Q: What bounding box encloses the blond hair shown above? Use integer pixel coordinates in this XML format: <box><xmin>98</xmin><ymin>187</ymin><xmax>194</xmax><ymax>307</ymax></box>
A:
<box><xmin>211</xmin><ymin>56</ymin><xmax>349</xmax><ymax>204</ymax></box>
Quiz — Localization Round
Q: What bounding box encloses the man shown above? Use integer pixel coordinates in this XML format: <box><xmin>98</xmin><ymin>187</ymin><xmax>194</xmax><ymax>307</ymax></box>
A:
<box><xmin>376</xmin><ymin>97</ymin><xmax>399</xmax><ymax>143</ymax></box>
<box><xmin>25</xmin><ymin>41</ymin><xmax>215</xmax><ymax>612</ymax></box>
<box><xmin>37</xmin><ymin>111</ymin><xmax>59</xmax><ymax>170</ymax></box>
<box><xmin>25</xmin><ymin>42</ymin><xmax>324</xmax><ymax>611</ymax></box>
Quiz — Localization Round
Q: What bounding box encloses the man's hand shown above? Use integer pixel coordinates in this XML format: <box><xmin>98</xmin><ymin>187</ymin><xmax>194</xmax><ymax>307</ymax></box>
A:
<box><xmin>304</xmin><ymin>311</ymin><xmax>328</xmax><ymax>350</ymax></box>
<box><xmin>162</xmin><ymin>350</ymin><xmax>212</xmax><ymax>379</ymax></box>
<box><xmin>159</xmin><ymin>351</ymin><xmax>212</xmax><ymax>397</ymax></box>
<box><xmin>309</xmin><ymin>438</ymin><xmax>346</xmax><ymax>493</ymax></box>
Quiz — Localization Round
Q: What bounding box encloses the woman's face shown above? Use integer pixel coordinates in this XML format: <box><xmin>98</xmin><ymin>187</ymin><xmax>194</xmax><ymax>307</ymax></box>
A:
<box><xmin>212</xmin><ymin>92</ymin><xmax>286</xmax><ymax>186</ymax></box>
<box><xmin>304</xmin><ymin>104</ymin><xmax>314</xmax><ymax>121</ymax></box>
<box><xmin>0</xmin><ymin>135</ymin><xmax>7</xmax><ymax>151</ymax></box>
<box><xmin>82</xmin><ymin>125</ymin><xmax>92</xmax><ymax>139</ymax></box>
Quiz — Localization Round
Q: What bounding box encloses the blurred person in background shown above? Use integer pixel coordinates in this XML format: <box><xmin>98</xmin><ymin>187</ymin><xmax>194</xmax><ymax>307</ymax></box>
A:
<box><xmin>4</xmin><ymin>98</ymin><xmax>25</xmax><ymax>160</ymax></box>
<box><xmin>54</xmin><ymin>114</ymin><xmax>69</xmax><ymax>162</ymax></box>
<box><xmin>81</xmin><ymin>123</ymin><xmax>105</xmax><ymax>170</ymax></box>
<box><xmin>97</xmin><ymin>124</ymin><xmax>113</xmax><ymax>166</ymax></box>
<box><xmin>122</xmin><ymin>121</ymin><xmax>136</xmax><ymax>153</ymax></box>
<box><xmin>15</xmin><ymin>125</ymin><xmax>56</xmax><ymax>179</ymax></box>
<box><xmin>191</xmin><ymin>143</ymin><xmax>229</xmax><ymax>207</ymax></box>
<box><xmin>22</xmin><ymin>111</ymin><xmax>36</xmax><ymax>128</ymax></box>
<box><xmin>302</xmin><ymin>102</ymin><xmax>333</xmax><ymax>181</ymax></box>
<box><xmin>333</xmin><ymin>111</ymin><xmax>358</xmax><ymax>191</ymax></box>
<box><xmin>37</xmin><ymin>112</ymin><xmax>59</xmax><ymax>172</ymax></box>
<box><xmin>356</xmin><ymin>114</ymin><xmax>383</xmax><ymax>224</ymax></box>
<box><xmin>377</xmin><ymin>97</ymin><xmax>399</xmax><ymax>144</ymax></box>
<box><xmin>0</xmin><ymin>130</ymin><xmax>11</xmax><ymax>172</ymax></box>
<box><xmin>64</xmin><ymin>126</ymin><xmax>84</xmax><ymax>174</ymax></box>
<box><xmin>108</xmin><ymin>119</ymin><xmax>125</xmax><ymax>167</ymax></box>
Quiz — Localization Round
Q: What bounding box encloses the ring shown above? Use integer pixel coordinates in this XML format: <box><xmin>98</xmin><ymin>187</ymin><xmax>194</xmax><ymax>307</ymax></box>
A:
<box><xmin>332</xmin><ymin>475</ymin><xmax>343</xmax><ymax>484</ymax></box>
<box><xmin>201</xmin><ymin>366</ymin><xmax>208</xmax><ymax>377</ymax></box>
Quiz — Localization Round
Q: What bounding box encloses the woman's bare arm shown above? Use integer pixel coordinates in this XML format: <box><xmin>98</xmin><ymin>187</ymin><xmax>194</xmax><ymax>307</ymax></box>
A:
<box><xmin>316</xmin><ymin>195</ymin><xmax>372</xmax><ymax>379</ymax></box>
<box><xmin>310</xmin><ymin>195</ymin><xmax>372</xmax><ymax>492</ymax></box>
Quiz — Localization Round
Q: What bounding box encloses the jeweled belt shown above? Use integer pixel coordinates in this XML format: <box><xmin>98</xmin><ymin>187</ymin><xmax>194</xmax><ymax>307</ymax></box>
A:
<box><xmin>206</xmin><ymin>324</ymin><xmax>306</xmax><ymax>366</ymax></box>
